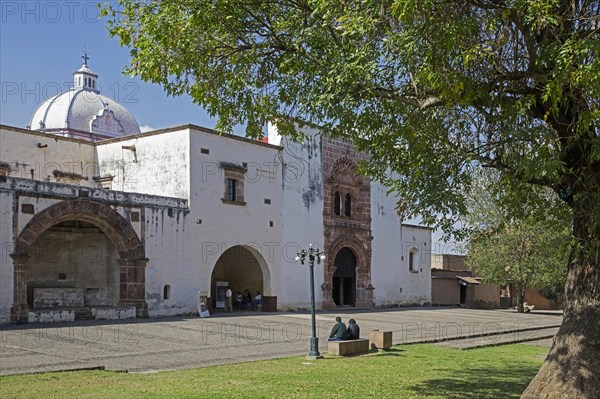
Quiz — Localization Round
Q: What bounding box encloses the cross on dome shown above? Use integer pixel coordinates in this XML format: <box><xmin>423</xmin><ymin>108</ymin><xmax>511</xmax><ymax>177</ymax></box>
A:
<box><xmin>73</xmin><ymin>53</ymin><xmax>99</xmax><ymax>92</ymax></box>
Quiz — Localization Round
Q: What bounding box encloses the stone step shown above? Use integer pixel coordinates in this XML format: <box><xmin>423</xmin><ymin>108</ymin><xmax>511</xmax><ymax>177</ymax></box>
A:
<box><xmin>73</xmin><ymin>308</ymin><xmax>94</xmax><ymax>320</ymax></box>
<box><xmin>435</xmin><ymin>326</ymin><xmax>559</xmax><ymax>350</ymax></box>
<box><xmin>397</xmin><ymin>323</ymin><xmax>562</xmax><ymax>346</ymax></box>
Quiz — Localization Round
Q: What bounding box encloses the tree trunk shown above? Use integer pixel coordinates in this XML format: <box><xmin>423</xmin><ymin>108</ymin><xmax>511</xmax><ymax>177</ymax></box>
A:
<box><xmin>521</xmin><ymin>192</ymin><xmax>600</xmax><ymax>398</ymax></box>
<box><xmin>517</xmin><ymin>284</ymin><xmax>525</xmax><ymax>313</ymax></box>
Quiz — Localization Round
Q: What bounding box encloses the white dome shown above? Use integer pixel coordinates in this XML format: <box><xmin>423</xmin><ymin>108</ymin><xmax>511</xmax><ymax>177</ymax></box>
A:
<box><xmin>29</xmin><ymin>60</ymin><xmax>140</xmax><ymax>138</ymax></box>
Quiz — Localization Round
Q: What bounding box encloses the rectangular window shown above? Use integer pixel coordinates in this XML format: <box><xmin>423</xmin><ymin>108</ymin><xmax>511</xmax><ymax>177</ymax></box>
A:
<box><xmin>0</xmin><ymin>162</ymin><xmax>10</xmax><ymax>176</ymax></box>
<box><xmin>221</xmin><ymin>163</ymin><xmax>245</xmax><ymax>205</ymax></box>
<box><xmin>21</xmin><ymin>203</ymin><xmax>35</xmax><ymax>214</ymax></box>
<box><xmin>226</xmin><ymin>178</ymin><xmax>237</xmax><ymax>202</ymax></box>
<box><xmin>201</xmin><ymin>148</ymin><xmax>210</xmax><ymax>154</ymax></box>
<box><xmin>409</xmin><ymin>252</ymin><xmax>414</xmax><ymax>272</ymax></box>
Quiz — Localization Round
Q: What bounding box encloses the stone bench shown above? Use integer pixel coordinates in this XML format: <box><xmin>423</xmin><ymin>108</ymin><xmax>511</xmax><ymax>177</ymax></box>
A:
<box><xmin>327</xmin><ymin>338</ymin><xmax>370</xmax><ymax>356</ymax></box>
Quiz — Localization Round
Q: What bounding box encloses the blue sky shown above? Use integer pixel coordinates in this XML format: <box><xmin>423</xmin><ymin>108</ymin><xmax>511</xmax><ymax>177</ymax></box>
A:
<box><xmin>0</xmin><ymin>0</ymin><xmax>223</xmax><ymax>133</ymax></box>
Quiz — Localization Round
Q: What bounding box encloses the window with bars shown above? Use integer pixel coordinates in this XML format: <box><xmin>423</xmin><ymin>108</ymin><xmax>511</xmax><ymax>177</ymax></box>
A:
<box><xmin>226</xmin><ymin>178</ymin><xmax>237</xmax><ymax>202</ymax></box>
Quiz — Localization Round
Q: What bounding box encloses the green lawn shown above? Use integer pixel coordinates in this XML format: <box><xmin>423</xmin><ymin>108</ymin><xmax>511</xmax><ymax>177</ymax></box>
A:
<box><xmin>0</xmin><ymin>344</ymin><xmax>547</xmax><ymax>399</ymax></box>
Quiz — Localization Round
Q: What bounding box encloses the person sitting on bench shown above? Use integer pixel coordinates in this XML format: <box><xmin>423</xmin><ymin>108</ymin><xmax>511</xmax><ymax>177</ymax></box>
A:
<box><xmin>346</xmin><ymin>318</ymin><xmax>360</xmax><ymax>340</ymax></box>
<box><xmin>328</xmin><ymin>316</ymin><xmax>348</xmax><ymax>341</ymax></box>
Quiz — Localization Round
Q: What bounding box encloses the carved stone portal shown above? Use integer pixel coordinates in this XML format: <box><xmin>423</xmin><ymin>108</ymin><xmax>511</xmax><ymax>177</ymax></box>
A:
<box><xmin>321</xmin><ymin>138</ymin><xmax>374</xmax><ymax>309</ymax></box>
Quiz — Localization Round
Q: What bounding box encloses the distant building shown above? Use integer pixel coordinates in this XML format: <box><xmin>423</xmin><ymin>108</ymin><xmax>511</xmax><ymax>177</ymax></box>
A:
<box><xmin>431</xmin><ymin>254</ymin><xmax>500</xmax><ymax>308</ymax></box>
<box><xmin>0</xmin><ymin>58</ymin><xmax>432</xmax><ymax>323</ymax></box>
<box><xmin>431</xmin><ymin>254</ymin><xmax>563</xmax><ymax>310</ymax></box>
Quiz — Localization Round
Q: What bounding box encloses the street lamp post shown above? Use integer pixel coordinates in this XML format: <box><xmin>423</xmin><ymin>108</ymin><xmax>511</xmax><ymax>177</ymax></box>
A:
<box><xmin>295</xmin><ymin>243</ymin><xmax>325</xmax><ymax>360</ymax></box>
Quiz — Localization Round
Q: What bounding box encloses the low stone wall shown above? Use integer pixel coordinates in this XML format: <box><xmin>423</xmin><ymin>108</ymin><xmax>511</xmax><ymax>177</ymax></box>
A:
<box><xmin>92</xmin><ymin>307</ymin><xmax>136</xmax><ymax>320</ymax></box>
<box><xmin>28</xmin><ymin>309</ymin><xmax>75</xmax><ymax>323</ymax></box>
<box><xmin>26</xmin><ymin>306</ymin><xmax>136</xmax><ymax>323</ymax></box>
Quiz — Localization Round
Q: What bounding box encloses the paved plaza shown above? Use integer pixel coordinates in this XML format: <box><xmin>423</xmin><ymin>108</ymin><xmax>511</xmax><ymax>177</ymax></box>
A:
<box><xmin>0</xmin><ymin>308</ymin><xmax>561</xmax><ymax>375</ymax></box>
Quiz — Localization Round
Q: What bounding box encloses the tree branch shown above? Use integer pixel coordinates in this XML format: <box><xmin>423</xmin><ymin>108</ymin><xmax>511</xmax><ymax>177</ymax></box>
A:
<box><xmin>372</xmin><ymin>87</ymin><xmax>445</xmax><ymax>109</ymax></box>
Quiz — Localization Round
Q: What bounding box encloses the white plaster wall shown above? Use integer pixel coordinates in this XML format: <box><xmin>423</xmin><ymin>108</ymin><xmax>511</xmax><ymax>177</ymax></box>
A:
<box><xmin>0</xmin><ymin>190</ymin><xmax>15</xmax><ymax>322</ymax></box>
<box><xmin>0</xmin><ymin>127</ymin><xmax>97</xmax><ymax>186</ymax></box>
<box><xmin>96</xmin><ymin>129</ymin><xmax>190</xmax><ymax>199</ymax></box>
<box><xmin>272</xmin><ymin>125</ymin><xmax>325</xmax><ymax>309</ymax></box>
<box><xmin>370</xmin><ymin>181</ymin><xmax>432</xmax><ymax>306</ymax></box>
<box><xmin>144</xmin><ymin>128</ymin><xmax>285</xmax><ymax>316</ymax></box>
<box><xmin>143</xmin><ymin>206</ymin><xmax>192</xmax><ymax>316</ymax></box>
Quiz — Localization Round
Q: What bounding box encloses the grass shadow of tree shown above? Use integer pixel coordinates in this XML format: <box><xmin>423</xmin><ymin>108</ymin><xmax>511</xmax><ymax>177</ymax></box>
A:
<box><xmin>407</xmin><ymin>363</ymin><xmax>540</xmax><ymax>399</ymax></box>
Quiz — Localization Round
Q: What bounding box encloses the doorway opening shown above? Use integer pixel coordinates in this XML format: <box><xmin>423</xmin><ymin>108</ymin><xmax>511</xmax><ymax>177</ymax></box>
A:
<box><xmin>332</xmin><ymin>247</ymin><xmax>356</xmax><ymax>307</ymax></box>
<box><xmin>459</xmin><ymin>283</ymin><xmax>467</xmax><ymax>304</ymax></box>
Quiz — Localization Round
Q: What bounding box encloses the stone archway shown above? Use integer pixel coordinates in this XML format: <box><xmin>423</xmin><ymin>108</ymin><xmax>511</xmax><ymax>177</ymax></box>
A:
<box><xmin>11</xmin><ymin>199</ymin><xmax>147</xmax><ymax>322</ymax></box>
<box><xmin>321</xmin><ymin>236</ymin><xmax>374</xmax><ymax>310</ymax></box>
<box><xmin>209</xmin><ymin>245</ymin><xmax>271</xmax><ymax>311</ymax></box>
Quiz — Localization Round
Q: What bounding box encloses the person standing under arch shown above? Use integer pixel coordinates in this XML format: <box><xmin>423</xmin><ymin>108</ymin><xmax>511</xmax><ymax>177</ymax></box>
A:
<box><xmin>224</xmin><ymin>286</ymin><xmax>233</xmax><ymax>313</ymax></box>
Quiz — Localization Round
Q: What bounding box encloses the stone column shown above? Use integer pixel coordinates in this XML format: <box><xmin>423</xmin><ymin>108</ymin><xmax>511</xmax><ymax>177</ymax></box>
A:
<box><xmin>321</xmin><ymin>259</ymin><xmax>337</xmax><ymax>310</ymax></box>
<box><xmin>355</xmin><ymin>283</ymin><xmax>375</xmax><ymax>308</ymax></box>
<box><xmin>10</xmin><ymin>254</ymin><xmax>30</xmax><ymax>323</ymax></box>
<box><xmin>321</xmin><ymin>282</ymin><xmax>336</xmax><ymax>310</ymax></box>
<box><xmin>118</xmin><ymin>257</ymin><xmax>148</xmax><ymax>318</ymax></box>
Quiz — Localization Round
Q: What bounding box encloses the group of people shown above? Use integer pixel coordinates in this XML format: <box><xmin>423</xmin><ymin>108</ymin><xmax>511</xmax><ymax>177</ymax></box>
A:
<box><xmin>224</xmin><ymin>287</ymin><xmax>262</xmax><ymax>312</ymax></box>
<box><xmin>328</xmin><ymin>316</ymin><xmax>360</xmax><ymax>341</ymax></box>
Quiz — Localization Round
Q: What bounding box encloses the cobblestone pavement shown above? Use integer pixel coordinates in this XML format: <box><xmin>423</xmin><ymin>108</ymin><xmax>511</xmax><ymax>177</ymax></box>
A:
<box><xmin>0</xmin><ymin>308</ymin><xmax>561</xmax><ymax>375</ymax></box>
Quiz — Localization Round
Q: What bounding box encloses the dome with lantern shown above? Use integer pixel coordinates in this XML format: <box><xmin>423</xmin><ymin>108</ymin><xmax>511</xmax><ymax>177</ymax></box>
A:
<box><xmin>29</xmin><ymin>53</ymin><xmax>140</xmax><ymax>140</ymax></box>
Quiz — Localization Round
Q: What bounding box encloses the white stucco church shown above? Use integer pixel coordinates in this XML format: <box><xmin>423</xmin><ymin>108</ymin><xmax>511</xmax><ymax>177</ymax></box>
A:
<box><xmin>0</xmin><ymin>58</ymin><xmax>432</xmax><ymax>324</ymax></box>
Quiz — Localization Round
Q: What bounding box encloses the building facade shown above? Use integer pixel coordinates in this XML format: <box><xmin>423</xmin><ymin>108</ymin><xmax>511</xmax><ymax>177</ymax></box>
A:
<box><xmin>431</xmin><ymin>254</ymin><xmax>500</xmax><ymax>308</ymax></box>
<box><xmin>0</xmin><ymin>61</ymin><xmax>432</xmax><ymax>323</ymax></box>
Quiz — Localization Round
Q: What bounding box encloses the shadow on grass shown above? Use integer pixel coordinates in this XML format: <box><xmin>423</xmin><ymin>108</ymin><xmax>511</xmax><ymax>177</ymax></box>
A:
<box><xmin>362</xmin><ymin>347</ymin><xmax>405</xmax><ymax>357</ymax></box>
<box><xmin>407</xmin><ymin>364</ymin><xmax>540</xmax><ymax>399</ymax></box>
<box><xmin>374</xmin><ymin>353</ymin><xmax>404</xmax><ymax>357</ymax></box>
<box><xmin>369</xmin><ymin>347</ymin><xmax>405</xmax><ymax>353</ymax></box>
